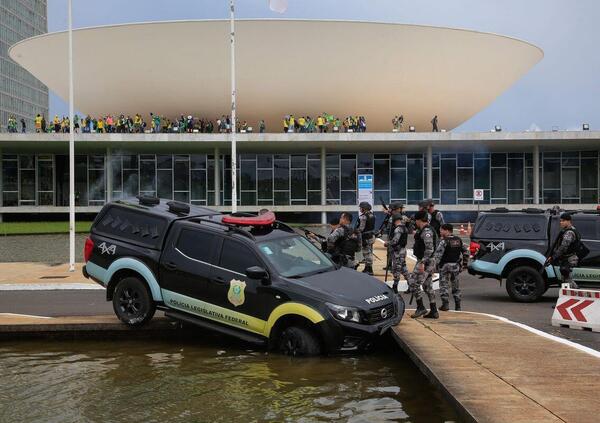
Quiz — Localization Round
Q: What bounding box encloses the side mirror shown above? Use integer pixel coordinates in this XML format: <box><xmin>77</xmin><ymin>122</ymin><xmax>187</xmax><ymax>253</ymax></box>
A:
<box><xmin>246</xmin><ymin>266</ymin><xmax>270</xmax><ymax>284</ymax></box>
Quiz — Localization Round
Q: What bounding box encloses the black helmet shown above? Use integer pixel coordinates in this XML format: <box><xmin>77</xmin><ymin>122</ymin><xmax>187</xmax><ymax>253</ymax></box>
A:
<box><xmin>359</xmin><ymin>201</ymin><xmax>372</xmax><ymax>211</ymax></box>
<box><xmin>560</xmin><ymin>213</ymin><xmax>572</xmax><ymax>221</ymax></box>
<box><xmin>392</xmin><ymin>213</ymin><xmax>404</xmax><ymax>223</ymax></box>
<box><xmin>418</xmin><ymin>200</ymin><xmax>429</xmax><ymax>209</ymax></box>
<box><xmin>390</xmin><ymin>202</ymin><xmax>404</xmax><ymax>210</ymax></box>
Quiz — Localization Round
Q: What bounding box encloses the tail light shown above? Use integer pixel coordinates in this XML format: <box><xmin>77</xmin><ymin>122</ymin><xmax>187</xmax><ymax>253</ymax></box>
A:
<box><xmin>84</xmin><ymin>237</ymin><xmax>94</xmax><ymax>263</ymax></box>
<box><xmin>469</xmin><ymin>241</ymin><xmax>481</xmax><ymax>256</ymax></box>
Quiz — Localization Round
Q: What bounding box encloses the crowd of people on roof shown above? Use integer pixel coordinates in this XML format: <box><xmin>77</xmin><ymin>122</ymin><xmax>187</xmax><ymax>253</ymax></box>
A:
<box><xmin>6</xmin><ymin>113</ymin><xmax>447</xmax><ymax>133</ymax></box>
<box><xmin>283</xmin><ymin>114</ymin><xmax>367</xmax><ymax>133</ymax></box>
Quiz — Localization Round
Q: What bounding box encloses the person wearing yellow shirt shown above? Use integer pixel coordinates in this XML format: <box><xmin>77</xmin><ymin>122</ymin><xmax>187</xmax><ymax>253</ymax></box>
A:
<box><xmin>35</xmin><ymin>114</ymin><xmax>42</xmax><ymax>133</ymax></box>
<box><xmin>298</xmin><ymin>116</ymin><xmax>306</xmax><ymax>132</ymax></box>
<box><xmin>283</xmin><ymin>117</ymin><xmax>288</xmax><ymax>133</ymax></box>
<box><xmin>97</xmin><ymin>118</ymin><xmax>104</xmax><ymax>133</ymax></box>
<box><xmin>316</xmin><ymin>116</ymin><xmax>324</xmax><ymax>133</ymax></box>
<box><xmin>289</xmin><ymin>115</ymin><xmax>295</xmax><ymax>133</ymax></box>
<box><xmin>53</xmin><ymin>115</ymin><xmax>60</xmax><ymax>133</ymax></box>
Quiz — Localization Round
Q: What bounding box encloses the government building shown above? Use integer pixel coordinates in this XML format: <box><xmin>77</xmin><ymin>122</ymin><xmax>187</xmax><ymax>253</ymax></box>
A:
<box><xmin>1</xmin><ymin>19</ymin><xmax>598</xmax><ymax>222</ymax></box>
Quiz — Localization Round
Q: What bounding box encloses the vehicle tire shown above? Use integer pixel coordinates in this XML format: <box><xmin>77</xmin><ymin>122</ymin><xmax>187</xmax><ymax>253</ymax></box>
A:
<box><xmin>506</xmin><ymin>266</ymin><xmax>545</xmax><ymax>302</ymax></box>
<box><xmin>112</xmin><ymin>277</ymin><xmax>156</xmax><ymax>326</ymax></box>
<box><xmin>278</xmin><ymin>326</ymin><xmax>321</xmax><ymax>356</ymax></box>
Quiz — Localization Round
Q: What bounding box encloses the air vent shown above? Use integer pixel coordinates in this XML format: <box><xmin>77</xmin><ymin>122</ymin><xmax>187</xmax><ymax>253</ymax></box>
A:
<box><xmin>138</xmin><ymin>195</ymin><xmax>160</xmax><ymax>206</ymax></box>
<box><xmin>167</xmin><ymin>201</ymin><xmax>190</xmax><ymax>215</ymax></box>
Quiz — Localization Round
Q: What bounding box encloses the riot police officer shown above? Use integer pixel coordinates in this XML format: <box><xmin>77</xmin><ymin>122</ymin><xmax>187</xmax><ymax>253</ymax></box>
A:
<box><xmin>409</xmin><ymin>210</ymin><xmax>439</xmax><ymax>319</ymax></box>
<box><xmin>357</xmin><ymin>202</ymin><xmax>376</xmax><ymax>275</ymax></box>
<box><xmin>384</xmin><ymin>213</ymin><xmax>410</xmax><ymax>293</ymax></box>
<box><xmin>434</xmin><ymin>223</ymin><xmax>469</xmax><ymax>311</ymax></box>
<box><xmin>547</xmin><ymin>213</ymin><xmax>582</xmax><ymax>289</ymax></box>
<box><xmin>327</xmin><ymin>212</ymin><xmax>358</xmax><ymax>268</ymax></box>
<box><xmin>426</xmin><ymin>199</ymin><xmax>445</xmax><ymax>237</ymax></box>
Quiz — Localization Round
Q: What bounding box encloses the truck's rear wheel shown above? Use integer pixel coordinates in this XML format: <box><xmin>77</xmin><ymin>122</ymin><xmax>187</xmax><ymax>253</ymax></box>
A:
<box><xmin>278</xmin><ymin>326</ymin><xmax>321</xmax><ymax>356</ymax></box>
<box><xmin>112</xmin><ymin>277</ymin><xmax>156</xmax><ymax>326</ymax></box>
<box><xmin>506</xmin><ymin>266</ymin><xmax>545</xmax><ymax>302</ymax></box>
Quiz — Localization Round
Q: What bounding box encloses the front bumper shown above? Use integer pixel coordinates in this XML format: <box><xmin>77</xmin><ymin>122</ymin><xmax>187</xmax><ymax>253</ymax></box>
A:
<box><xmin>319</xmin><ymin>294</ymin><xmax>405</xmax><ymax>353</ymax></box>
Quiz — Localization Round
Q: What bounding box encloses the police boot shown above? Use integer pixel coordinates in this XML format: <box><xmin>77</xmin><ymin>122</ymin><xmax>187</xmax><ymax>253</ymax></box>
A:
<box><xmin>362</xmin><ymin>265</ymin><xmax>374</xmax><ymax>276</ymax></box>
<box><xmin>411</xmin><ymin>299</ymin><xmax>427</xmax><ymax>319</ymax></box>
<box><xmin>440</xmin><ymin>300</ymin><xmax>450</xmax><ymax>311</ymax></box>
<box><xmin>424</xmin><ymin>303</ymin><xmax>439</xmax><ymax>319</ymax></box>
<box><xmin>392</xmin><ymin>279</ymin><xmax>399</xmax><ymax>293</ymax></box>
<box><xmin>454</xmin><ymin>298</ymin><xmax>461</xmax><ymax>311</ymax></box>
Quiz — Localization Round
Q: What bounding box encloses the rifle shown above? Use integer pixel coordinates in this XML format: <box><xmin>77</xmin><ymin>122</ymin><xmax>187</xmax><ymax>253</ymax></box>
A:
<box><xmin>301</xmin><ymin>228</ymin><xmax>326</xmax><ymax>241</ymax></box>
<box><xmin>377</xmin><ymin>197</ymin><xmax>391</xmax><ymax>237</ymax></box>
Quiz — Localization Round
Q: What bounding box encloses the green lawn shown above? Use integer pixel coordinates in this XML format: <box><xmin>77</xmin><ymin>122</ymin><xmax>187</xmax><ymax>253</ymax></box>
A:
<box><xmin>0</xmin><ymin>221</ymin><xmax>93</xmax><ymax>235</ymax></box>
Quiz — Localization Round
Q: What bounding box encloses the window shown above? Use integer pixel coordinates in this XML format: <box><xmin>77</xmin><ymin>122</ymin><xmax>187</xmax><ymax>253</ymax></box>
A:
<box><xmin>177</xmin><ymin>229</ymin><xmax>218</xmax><ymax>263</ymax></box>
<box><xmin>219</xmin><ymin>239</ymin><xmax>261</xmax><ymax>275</ymax></box>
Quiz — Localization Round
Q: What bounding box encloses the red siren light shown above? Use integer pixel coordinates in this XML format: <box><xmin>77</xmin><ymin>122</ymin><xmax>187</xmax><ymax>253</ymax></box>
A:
<box><xmin>222</xmin><ymin>211</ymin><xmax>276</xmax><ymax>226</ymax></box>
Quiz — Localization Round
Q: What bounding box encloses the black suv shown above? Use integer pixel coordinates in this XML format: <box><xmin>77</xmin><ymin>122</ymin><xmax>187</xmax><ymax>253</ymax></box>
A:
<box><xmin>468</xmin><ymin>208</ymin><xmax>600</xmax><ymax>302</ymax></box>
<box><xmin>83</xmin><ymin>198</ymin><xmax>404</xmax><ymax>355</ymax></box>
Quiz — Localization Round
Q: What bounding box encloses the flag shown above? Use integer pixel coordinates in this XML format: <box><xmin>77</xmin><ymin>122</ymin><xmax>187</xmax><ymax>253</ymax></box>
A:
<box><xmin>269</xmin><ymin>0</ymin><xmax>288</xmax><ymax>13</ymax></box>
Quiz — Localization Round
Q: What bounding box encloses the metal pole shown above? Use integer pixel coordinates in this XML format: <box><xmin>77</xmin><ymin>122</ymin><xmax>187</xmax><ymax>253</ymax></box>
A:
<box><xmin>320</xmin><ymin>146</ymin><xmax>326</xmax><ymax>224</ymax></box>
<box><xmin>426</xmin><ymin>145</ymin><xmax>433</xmax><ymax>199</ymax></box>
<box><xmin>68</xmin><ymin>0</ymin><xmax>75</xmax><ymax>271</ymax></box>
<box><xmin>229</xmin><ymin>0</ymin><xmax>237</xmax><ymax>212</ymax></box>
<box><xmin>533</xmin><ymin>144</ymin><xmax>540</xmax><ymax>205</ymax></box>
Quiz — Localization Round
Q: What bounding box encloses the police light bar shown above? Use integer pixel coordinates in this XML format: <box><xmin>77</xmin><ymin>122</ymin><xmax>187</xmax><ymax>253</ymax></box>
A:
<box><xmin>222</xmin><ymin>211</ymin><xmax>276</xmax><ymax>226</ymax></box>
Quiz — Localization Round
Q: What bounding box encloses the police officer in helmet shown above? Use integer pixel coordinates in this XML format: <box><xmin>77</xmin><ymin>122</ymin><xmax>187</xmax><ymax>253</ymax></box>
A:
<box><xmin>327</xmin><ymin>212</ymin><xmax>358</xmax><ymax>268</ymax></box>
<box><xmin>433</xmin><ymin>223</ymin><xmax>469</xmax><ymax>311</ymax></box>
<box><xmin>547</xmin><ymin>213</ymin><xmax>583</xmax><ymax>289</ymax></box>
<box><xmin>426</xmin><ymin>199</ymin><xmax>445</xmax><ymax>237</ymax></box>
<box><xmin>357</xmin><ymin>202</ymin><xmax>376</xmax><ymax>275</ymax></box>
<box><xmin>409</xmin><ymin>210</ymin><xmax>439</xmax><ymax>319</ymax></box>
<box><xmin>384</xmin><ymin>213</ymin><xmax>410</xmax><ymax>293</ymax></box>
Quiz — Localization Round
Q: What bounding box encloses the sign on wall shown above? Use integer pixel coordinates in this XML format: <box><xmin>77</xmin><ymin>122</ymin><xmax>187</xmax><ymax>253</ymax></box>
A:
<box><xmin>474</xmin><ymin>189</ymin><xmax>484</xmax><ymax>202</ymax></box>
<box><xmin>358</xmin><ymin>174</ymin><xmax>374</xmax><ymax>206</ymax></box>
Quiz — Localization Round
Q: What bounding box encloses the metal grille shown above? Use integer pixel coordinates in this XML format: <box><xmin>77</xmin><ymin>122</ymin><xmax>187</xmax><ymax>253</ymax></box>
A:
<box><xmin>366</xmin><ymin>302</ymin><xmax>395</xmax><ymax>324</ymax></box>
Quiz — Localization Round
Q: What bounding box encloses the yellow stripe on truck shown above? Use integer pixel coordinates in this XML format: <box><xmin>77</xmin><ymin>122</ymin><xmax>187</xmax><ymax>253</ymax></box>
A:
<box><xmin>264</xmin><ymin>303</ymin><xmax>325</xmax><ymax>338</ymax></box>
<box><xmin>162</xmin><ymin>289</ymin><xmax>325</xmax><ymax>339</ymax></box>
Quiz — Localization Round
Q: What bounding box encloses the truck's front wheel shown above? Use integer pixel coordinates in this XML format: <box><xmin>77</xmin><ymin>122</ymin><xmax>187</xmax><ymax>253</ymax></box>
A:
<box><xmin>506</xmin><ymin>266</ymin><xmax>545</xmax><ymax>302</ymax></box>
<box><xmin>278</xmin><ymin>326</ymin><xmax>321</xmax><ymax>356</ymax></box>
<box><xmin>113</xmin><ymin>277</ymin><xmax>156</xmax><ymax>326</ymax></box>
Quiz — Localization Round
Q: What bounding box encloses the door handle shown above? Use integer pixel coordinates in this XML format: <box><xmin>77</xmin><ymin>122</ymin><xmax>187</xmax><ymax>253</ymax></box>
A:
<box><xmin>164</xmin><ymin>262</ymin><xmax>178</xmax><ymax>271</ymax></box>
<box><xmin>213</xmin><ymin>276</ymin><xmax>226</xmax><ymax>285</ymax></box>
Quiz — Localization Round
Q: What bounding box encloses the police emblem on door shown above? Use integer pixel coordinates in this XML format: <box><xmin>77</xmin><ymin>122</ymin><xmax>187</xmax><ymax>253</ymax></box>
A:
<box><xmin>228</xmin><ymin>279</ymin><xmax>246</xmax><ymax>307</ymax></box>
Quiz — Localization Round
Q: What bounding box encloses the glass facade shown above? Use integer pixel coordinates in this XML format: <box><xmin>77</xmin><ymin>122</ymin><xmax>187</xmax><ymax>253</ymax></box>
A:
<box><xmin>1</xmin><ymin>0</ymin><xmax>48</xmax><ymax>131</ymax></box>
<box><xmin>3</xmin><ymin>151</ymin><xmax>600</xmax><ymax>207</ymax></box>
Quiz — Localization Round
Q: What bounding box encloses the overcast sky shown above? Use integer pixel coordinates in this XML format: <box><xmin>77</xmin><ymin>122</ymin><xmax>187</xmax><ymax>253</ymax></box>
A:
<box><xmin>47</xmin><ymin>0</ymin><xmax>599</xmax><ymax>132</ymax></box>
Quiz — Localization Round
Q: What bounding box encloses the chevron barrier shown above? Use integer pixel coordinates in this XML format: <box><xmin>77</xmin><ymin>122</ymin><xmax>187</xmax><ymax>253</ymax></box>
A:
<box><xmin>551</xmin><ymin>284</ymin><xmax>600</xmax><ymax>333</ymax></box>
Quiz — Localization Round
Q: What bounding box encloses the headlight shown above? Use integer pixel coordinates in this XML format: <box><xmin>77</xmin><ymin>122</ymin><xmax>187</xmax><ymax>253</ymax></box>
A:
<box><xmin>326</xmin><ymin>303</ymin><xmax>362</xmax><ymax>323</ymax></box>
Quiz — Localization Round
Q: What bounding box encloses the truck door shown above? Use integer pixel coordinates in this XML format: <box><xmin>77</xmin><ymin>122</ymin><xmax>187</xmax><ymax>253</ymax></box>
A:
<box><xmin>159</xmin><ymin>223</ymin><xmax>221</xmax><ymax>301</ymax></box>
<box><xmin>209</xmin><ymin>237</ymin><xmax>280</xmax><ymax>322</ymax></box>
<box><xmin>571</xmin><ymin>215</ymin><xmax>600</xmax><ymax>283</ymax></box>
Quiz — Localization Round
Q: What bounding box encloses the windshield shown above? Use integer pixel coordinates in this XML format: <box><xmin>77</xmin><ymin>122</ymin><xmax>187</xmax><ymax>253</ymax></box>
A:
<box><xmin>257</xmin><ymin>236</ymin><xmax>335</xmax><ymax>278</ymax></box>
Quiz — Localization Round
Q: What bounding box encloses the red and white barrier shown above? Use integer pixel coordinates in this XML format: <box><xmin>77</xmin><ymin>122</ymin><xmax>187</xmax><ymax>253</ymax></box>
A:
<box><xmin>551</xmin><ymin>284</ymin><xmax>600</xmax><ymax>332</ymax></box>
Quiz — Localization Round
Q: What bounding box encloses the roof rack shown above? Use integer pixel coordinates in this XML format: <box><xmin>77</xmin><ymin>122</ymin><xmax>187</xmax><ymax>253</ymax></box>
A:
<box><xmin>137</xmin><ymin>195</ymin><xmax>160</xmax><ymax>206</ymax></box>
<box><xmin>189</xmin><ymin>217</ymin><xmax>255</xmax><ymax>240</ymax></box>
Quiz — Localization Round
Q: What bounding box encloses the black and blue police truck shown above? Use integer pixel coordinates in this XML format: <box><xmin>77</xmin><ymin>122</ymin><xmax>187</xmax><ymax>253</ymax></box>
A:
<box><xmin>82</xmin><ymin>197</ymin><xmax>404</xmax><ymax>355</ymax></box>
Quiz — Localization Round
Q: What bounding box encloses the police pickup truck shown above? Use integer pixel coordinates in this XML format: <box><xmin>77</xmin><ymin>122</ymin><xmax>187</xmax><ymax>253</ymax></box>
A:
<box><xmin>82</xmin><ymin>198</ymin><xmax>404</xmax><ymax>355</ymax></box>
<box><xmin>468</xmin><ymin>208</ymin><xmax>600</xmax><ymax>302</ymax></box>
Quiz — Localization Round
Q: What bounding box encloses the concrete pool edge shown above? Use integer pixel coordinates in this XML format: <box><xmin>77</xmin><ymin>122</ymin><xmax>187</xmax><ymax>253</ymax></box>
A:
<box><xmin>392</xmin><ymin>311</ymin><xmax>600</xmax><ymax>423</ymax></box>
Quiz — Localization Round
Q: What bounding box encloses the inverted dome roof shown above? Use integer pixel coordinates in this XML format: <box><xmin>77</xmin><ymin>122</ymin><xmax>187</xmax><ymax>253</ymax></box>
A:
<box><xmin>10</xmin><ymin>19</ymin><xmax>543</xmax><ymax>131</ymax></box>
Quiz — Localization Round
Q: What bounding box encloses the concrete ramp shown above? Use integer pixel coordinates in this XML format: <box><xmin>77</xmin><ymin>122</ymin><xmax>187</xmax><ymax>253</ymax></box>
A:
<box><xmin>393</xmin><ymin>312</ymin><xmax>600</xmax><ymax>423</ymax></box>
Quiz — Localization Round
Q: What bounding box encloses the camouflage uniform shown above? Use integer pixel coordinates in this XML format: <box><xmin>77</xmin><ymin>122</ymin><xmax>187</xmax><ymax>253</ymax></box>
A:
<box><xmin>326</xmin><ymin>224</ymin><xmax>356</xmax><ymax>269</ymax></box>
<box><xmin>358</xmin><ymin>211</ymin><xmax>375</xmax><ymax>267</ymax></box>
<box><xmin>389</xmin><ymin>224</ymin><xmax>410</xmax><ymax>282</ymax></box>
<box><xmin>550</xmin><ymin>226</ymin><xmax>580</xmax><ymax>289</ymax></box>
<box><xmin>409</xmin><ymin>225</ymin><xmax>437</xmax><ymax>303</ymax></box>
<box><xmin>434</xmin><ymin>236</ymin><xmax>469</xmax><ymax>303</ymax></box>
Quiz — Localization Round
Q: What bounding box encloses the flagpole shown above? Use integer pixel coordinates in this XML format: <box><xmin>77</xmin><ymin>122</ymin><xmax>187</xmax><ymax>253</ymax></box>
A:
<box><xmin>229</xmin><ymin>0</ymin><xmax>237</xmax><ymax>213</ymax></box>
<box><xmin>68</xmin><ymin>0</ymin><xmax>75</xmax><ymax>271</ymax></box>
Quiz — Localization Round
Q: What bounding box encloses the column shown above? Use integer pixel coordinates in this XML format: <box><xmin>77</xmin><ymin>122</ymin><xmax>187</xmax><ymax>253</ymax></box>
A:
<box><xmin>533</xmin><ymin>144</ymin><xmax>540</xmax><ymax>205</ymax></box>
<box><xmin>320</xmin><ymin>146</ymin><xmax>326</xmax><ymax>224</ymax></box>
<box><xmin>0</xmin><ymin>146</ymin><xmax>3</xmax><ymax>222</ymax></box>
<box><xmin>106</xmin><ymin>147</ymin><xmax>112</xmax><ymax>203</ymax></box>
<box><xmin>214</xmin><ymin>147</ymin><xmax>221</xmax><ymax>206</ymax></box>
<box><xmin>426</xmin><ymin>145</ymin><xmax>433</xmax><ymax>200</ymax></box>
